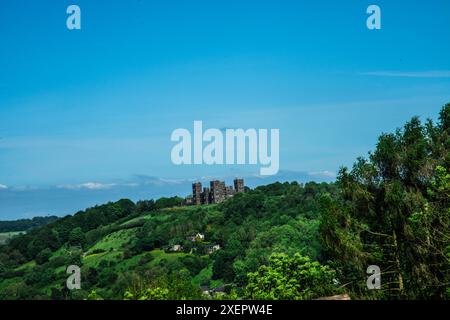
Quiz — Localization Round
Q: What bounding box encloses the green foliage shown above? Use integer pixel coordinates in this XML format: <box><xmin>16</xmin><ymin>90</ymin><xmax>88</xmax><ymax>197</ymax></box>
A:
<box><xmin>87</xmin><ymin>290</ymin><xmax>104</xmax><ymax>300</ymax></box>
<box><xmin>119</xmin><ymin>268</ymin><xmax>203</xmax><ymax>300</ymax></box>
<box><xmin>245</xmin><ymin>253</ymin><xmax>337</xmax><ymax>300</ymax></box>
<box><xmin>0</xmin><ymin>216</ymin><xmax>59</xmax><ymax>233</ymax></box>
<box><xmin>320</xmin><ymin>103</ymin><xmax>450</xmax><ymax>299</ymax></box>
<box><xmin>36</xmin><ymin>248</ymin><xmax>52</xmax><ymax>265</ymax></box>
<box><xmin>68</xmin><ymin>227</ymin><xmax>85</xmax><ymax>247</ymax></box>
<box><xmin>125</xmin><ymin>287</ymin><xmax>169</xmax><ymax>300</ymax></box>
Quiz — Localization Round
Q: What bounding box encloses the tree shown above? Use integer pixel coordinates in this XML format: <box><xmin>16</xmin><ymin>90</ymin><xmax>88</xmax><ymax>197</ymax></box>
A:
<box><xmin>245</xmin><ymin>253</ymin><xmax>337</xmax><ymax>300</ymax></box>
<box><xmin>212</xmin><ymin>250</ymin><xmax>237</xmax><ymax>282</ymax></box>
<box><xmin>68</xmin><ymin>227</ymin><xmax>85</xmax><ymax>247</ymax></box>
<box><xmin>136</xmin><ymin>200</ymin><xmax>156</xmax><ymax>213</ymax></box>
<box><xmin>36</xmin><ymin>248</ymin><xmax>52</xmax><ymax>265</ymax></box>
<box><xmin>320</xmin><ymin>103</ymin><xmax>450</xmax><ymax>299</ymax></box>
<box><xmin>124</xmin><ymin>287</ymin><xmax>169</xmax><ymax>300</ymax></box>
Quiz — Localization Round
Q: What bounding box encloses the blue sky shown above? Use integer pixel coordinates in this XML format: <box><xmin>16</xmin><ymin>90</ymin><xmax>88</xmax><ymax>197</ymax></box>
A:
<box><xmin>1</xmin><ymin>0</ymin><xmax>450</xmax><ymax>219</ymax></box>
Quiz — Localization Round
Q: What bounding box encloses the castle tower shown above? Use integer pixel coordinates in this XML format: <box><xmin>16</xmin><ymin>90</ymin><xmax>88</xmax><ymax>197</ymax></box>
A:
<box><xmin>225</xmin><ymin>185</ymin><xmax>235</xmax><ymax>198</ymax></box>
<box><xmin>192</xmin><ymin>182</ymin><xmax>202</xmax><ymax>205</ymax></box>
<box><xmin>210</xmin><ymin>180</ymin><xmax>226</xmax><ymax>204</ymax></box>
<box><xmin>201</xmin><ymin>187</ymin><xmax>210</xmax><ymax>205</ymax></box>
<box><xmin>234</xmin><ymin>178</ymin><xmax>244</xmax><ymax>193</ymax></box>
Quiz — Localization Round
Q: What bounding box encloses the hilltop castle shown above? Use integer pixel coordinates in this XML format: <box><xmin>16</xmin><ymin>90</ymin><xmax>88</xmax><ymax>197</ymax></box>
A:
<box><xmin>187</xmin><ymin>178</ymin><xmax>245</xmax><ymax>205</ymax></box>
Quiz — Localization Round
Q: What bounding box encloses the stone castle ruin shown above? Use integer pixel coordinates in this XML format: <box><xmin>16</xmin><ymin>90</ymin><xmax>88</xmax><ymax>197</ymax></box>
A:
<box><xmin>189</xmin><ymin>178</ymin><xmax>245</xmax><ymax>205</ymax></box>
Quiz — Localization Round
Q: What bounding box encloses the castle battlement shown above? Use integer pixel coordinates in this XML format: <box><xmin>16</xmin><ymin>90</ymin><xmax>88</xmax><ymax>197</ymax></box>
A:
<box><xmin>188</xmin><ymin>178</ymin><xmax>245</xmax><ymax>205</ymax></box>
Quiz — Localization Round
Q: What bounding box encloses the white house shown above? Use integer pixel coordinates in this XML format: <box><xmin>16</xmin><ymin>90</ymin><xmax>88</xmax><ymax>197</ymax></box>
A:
<box><xmin>188</xmin><ymin>233</ymin><xmax>205</xmax><ymax>242</ymax></box>
<box><xmin>171</xmin><ymin>244</ymin><xmax>183</xmax><ymax>252</ymax></box>
<box><xmin>206</xmin><ymin>244</ymin><xmax>221</xmax><ymax>254</ymax></box>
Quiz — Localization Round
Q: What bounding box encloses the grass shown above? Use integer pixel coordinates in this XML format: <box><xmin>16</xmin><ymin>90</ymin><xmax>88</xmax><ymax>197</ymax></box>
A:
<box><xmin>191</xmin><ymin>264</ymin><xmax>224</xmax><ymax>289</ymax></box>
<box><xmin>83</xmin><ymin>250</ymin><xmax>122</xmax><ymax>268</ymax></box>
<box><xmin>147</xmin><ymin>249</ymin><xmax>188</xmax><ymax>267</ymax></box>
<box><xmin>119</xmin><ymin>205</ymin><xmax>219</xmax><ymax>227</ymax></box>
<box><xmin>82</xmin><ymin>247</ymin><xmax>189</xmax><ymax>273</ymax></box>
<box><xmin>87</xmin><ymin>228</ymin><xmax>137</xmax><ymax>253</ymax></box>
<box><xmin>114</xmin><ymin>253</ymin><xmax>145</xmax><ymax>271</ymax></box>
<box><xmin>0</xmin><ymin>277</ymin><xmax>22</xmax><ymax>295</ymax></box>
<box><xmin>192</xmin><ymin>265</ymin><xmax>213</xmax><ymax>287</ymax></box>
<box><xmin>82</xmin><ymin>228</ymin><xmax>139</xmax><ymax>268</ymax></box>
<box><xmin>14</xmin><ymin>260</ymin><xmax>36</xmax><ymax>271</ymax></box>
<box><xmin>69</xmin><ymin>222</ymin><xmax>190</xmax><ymax>271</ymax></box>
<box><xmin>49</xmin><ymin>246</ymin><xmax>73</xmax><ymax>260</ymax></box>
<box><xmin>120</xmin><ymin>212</ymin><xmax>173</xmax><ymax>227</ymax></box>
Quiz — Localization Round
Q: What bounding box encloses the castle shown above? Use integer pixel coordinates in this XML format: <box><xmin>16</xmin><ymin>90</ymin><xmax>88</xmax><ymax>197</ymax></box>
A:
<box><xmin>187</xmin><ymin>178</ymin><xmax>245</xmax><ymax>205</ymax></box>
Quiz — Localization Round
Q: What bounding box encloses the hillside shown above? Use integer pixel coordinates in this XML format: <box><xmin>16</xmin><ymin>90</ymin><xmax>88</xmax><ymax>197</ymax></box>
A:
<box><xmin>0</xmin><ymin>182</ymin><xmax>333</xmax><ymax>300</ymax></box>
<box><xmin>0</xmin><ymin>103</ymin><xmax>448</xmax><ymax>300</ymax></box>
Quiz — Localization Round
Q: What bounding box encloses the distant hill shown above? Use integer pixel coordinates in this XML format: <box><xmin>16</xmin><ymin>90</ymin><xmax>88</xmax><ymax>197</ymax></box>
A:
<box><xmin>0</xmin><ymin>216</ymin><xmax>59</xmax><ymax>233</ymax></box>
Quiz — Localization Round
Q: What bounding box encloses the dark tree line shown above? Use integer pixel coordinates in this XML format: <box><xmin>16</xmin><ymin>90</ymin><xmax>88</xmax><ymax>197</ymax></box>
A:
<box><xmin>0</xmin><ymin>216</ymin><xmax>59</xmax><ymax>233</ymax></box>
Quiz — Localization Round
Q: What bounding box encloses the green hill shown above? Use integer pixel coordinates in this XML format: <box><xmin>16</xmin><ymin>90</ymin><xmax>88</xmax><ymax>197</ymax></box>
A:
<box><xmin>0</xmin><ymin>182</ymin><xmax>333</xmax><ymax>300</ymax></box>
<box><xmin>0</xmin><ymin>103</ymin><xmax>448</xmax><ymax>300</ymax></box>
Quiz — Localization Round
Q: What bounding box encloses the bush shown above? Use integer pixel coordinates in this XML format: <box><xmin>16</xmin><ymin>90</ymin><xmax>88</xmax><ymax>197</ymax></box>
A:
<box><xmin>138</xmin><ymin>253</ymin><xmax>154</xmax><ymax>266</ymax></box>
<box><xmin>245</xmin><ymin>253</ymin><xmax>338</xmax><ymax>300</ymax></box>
<box><xmin>36</xmin><ymin>248</ymin><xmax>52</xmax><ymax>265</ymax></box>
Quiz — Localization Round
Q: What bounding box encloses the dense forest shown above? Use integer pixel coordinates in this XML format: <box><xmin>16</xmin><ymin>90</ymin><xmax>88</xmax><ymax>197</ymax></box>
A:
<box><xmin>0</xmin><ymin>104</ymin><xmax>448</xmax><ymax>300</ymax></box>
<box><xmin>0</xmin><ymin>216</ymin><xmax>59</xmax><ymax>233</ymax></box>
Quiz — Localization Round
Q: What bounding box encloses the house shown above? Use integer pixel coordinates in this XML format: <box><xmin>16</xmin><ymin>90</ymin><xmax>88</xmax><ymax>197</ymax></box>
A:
<box><xmin>188</xmin><ymin>233</ymin><xmax>205</xmax><ymax>242</ymax></box>
<box><xmin>200</xmin><ymin>285</ymin><xmax>210</xmax><ymax>296</ymax></box>
<box><xmin>170</xmin><ymin>244</ymin><xmax>183</xmax><ymax>252</ymax></box>
<box><xmin>201</xmin><ymin>285</ymin><xmax>226</xmax><ymax>298</ymax></box>
<box><xmin>206</xmin><ymin>244</ymin><xmax>221</xmax><ymax>254</ymax></box>
<box><xmin>211</xmin><ymin>286</ymin><xmax>225</xmax><ymax>296</ymax></box>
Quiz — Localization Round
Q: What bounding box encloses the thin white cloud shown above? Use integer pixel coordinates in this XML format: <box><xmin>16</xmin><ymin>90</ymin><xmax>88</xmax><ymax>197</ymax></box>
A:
<box><xmin>0</xmin><ymin>184</ymin><xmax>8</xmax><ymax>190</ymax></box>
<box><xmin>81</xmin><ymin>182</ymin><xmax>116</xmax><ymax>190</ymax></box>
<box><xmin>57</xmin><ymin>182</ymin><xmax>117</xmax><ymax>190</ymax></box>
<box><xmin>133</xmin><ymin>175</ymin><xmax>188</xmax><ymax>186</ymax></box>
<box><xmin>158</xmin><ymin>178</ymin><xmax>186</xmax><ymax>185</ymax></box>
<box><xmin>10</xmin><ymin>185</ymin><xmax>40</xmax><ymax>192</ymax></box>
<box><xmin>308</xmin><ymin>171</ymin><xmax>336</xmax><ymax>178</ymax></box>
<box><xmin>121</xmin><ymin>183</ymin><xmax>139</xmax><ymax>187</ymax></box>
<box><xmin>360</xmin><ymin>70</ymin><xmax>450</xmax><ymax>78</ymax></box>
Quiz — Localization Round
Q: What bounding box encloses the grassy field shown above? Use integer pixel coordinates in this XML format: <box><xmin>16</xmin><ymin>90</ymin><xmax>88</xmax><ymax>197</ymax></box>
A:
<box><xmin>147</xmin><ymin>249</ymin><xmax>188</xmax><ymax>266</ymax></box>
<box><xmin>82</xmin><ymin>228</ymin><xmax>139</xmax><ymax>268</ymax></box>
<box><xmin>191</xmin><ymin>264</ymin><xmax>224</xmax><ymax>289</ymax></box>
<box><xmin>87</xmin><ymin>228</ymin><xmax>137</xmax><ymax>253</ymax></box>
<box><xmin>0</xmin><ymin>231</ymin><xmax>25</xmax><ymax>245</ymax></box>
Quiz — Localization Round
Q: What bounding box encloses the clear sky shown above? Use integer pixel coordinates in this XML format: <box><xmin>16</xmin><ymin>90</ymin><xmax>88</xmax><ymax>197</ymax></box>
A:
<box><xmin>1</xmin><ymin>0</ymin><xmax>450</xmax><ymax>218</ymax></box>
